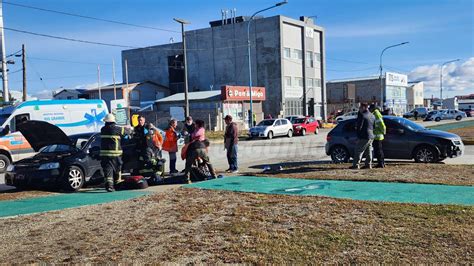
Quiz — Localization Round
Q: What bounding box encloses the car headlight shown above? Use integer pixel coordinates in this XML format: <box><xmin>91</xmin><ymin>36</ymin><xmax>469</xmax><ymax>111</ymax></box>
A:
<box><xmin>6</xmin><ymin>164</ymin><xmax>14</xmax><ymax>172</ymax></box>
<box><xmin>38</xmin><ymin>162</ymin><xmax>60</xmax><ymax>170</ymax></box>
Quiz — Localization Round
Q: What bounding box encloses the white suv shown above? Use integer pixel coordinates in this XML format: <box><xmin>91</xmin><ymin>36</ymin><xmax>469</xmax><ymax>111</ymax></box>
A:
<box><xmin>249</xmin><ymin>119</ymin><xmax>293</xmax><ymax>139</ymax></box>
<box><xmin>335</xmin><ymin>111</ymin><xmax>358</xmax><ymax>123</ymax></box>
<box><xmin>427</xmin><ymin>109</ymin><xmax>467</xmax><ymax>122</ymax></box>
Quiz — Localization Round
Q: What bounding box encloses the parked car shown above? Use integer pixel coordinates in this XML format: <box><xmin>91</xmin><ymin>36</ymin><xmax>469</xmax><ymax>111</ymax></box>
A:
<box><xmin>424</xmin><ymin>110</ymin><xmax>440</xmax><ymax>121</ymax></box>
<box><xmin>292</xmin><ymin>117</ymin><xmax>319</xmax><ymax>136</ymax></box>
<box><xmin>459</xmin><ymin>108</ymin><xmax>473</xmax><ymax>117</ymax></box>
<box><xmin>403</xmin><ymin>107</ymin><xmax>429</xmax><ymax>118</ymax></box>
<box><xmin>249</xmin><ymin>119</ymin><xmax>293</xmax><ymax>139</ymax></box>
<box><xmin>326</xmin><ymin>116</ymin><xmax>464</xmax><ymax>164</ymax></box>
<box><xmin>5</xmin><ymin>120</ymin><xmax>140</xmax><ymax>192</ymax></box>
<box><xmin>425</xmin><ymin>109</ymin><xmax>467</xmax><ymax>122</ymax></box>
<box><xmin>285</xmin><ymin>115</ymin><xmax>304</xmax><ymax>124</ymax></box>
<box><xmin>335</xmin><ymin>111</ymin><xmax>358</xmax><ymax>123</ymax></box>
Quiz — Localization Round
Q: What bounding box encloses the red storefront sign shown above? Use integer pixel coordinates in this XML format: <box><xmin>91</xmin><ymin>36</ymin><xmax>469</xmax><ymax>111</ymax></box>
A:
<box><xmin>221</xmin><ymin>85</ymin><xmax>266</xmax><ymax>101</ymax></box>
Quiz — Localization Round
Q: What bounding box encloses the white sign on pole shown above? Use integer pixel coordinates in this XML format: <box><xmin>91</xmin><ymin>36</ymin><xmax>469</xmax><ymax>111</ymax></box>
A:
<box><xmin>111</xmin><ymin>99</ymin><xmax>128</xmax><ymax>111</ymax></box>
<box><xmin>170</xmin><ymin>106</ymin><xmax>185</xmax><ymax>121</ymax></box>
<box><xmin>386</xmin><ymin>72</ymin><xmax>408</xmax><ymax>87</ymax></box>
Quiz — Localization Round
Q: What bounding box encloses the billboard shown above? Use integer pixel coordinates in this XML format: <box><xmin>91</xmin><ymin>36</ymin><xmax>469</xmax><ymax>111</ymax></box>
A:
<box><xmin>386</xmin><ymin>72</ymin><xmax>408</xmax><ymax>87</ymax></box>
<box><xmin>221</xmin><ymin>86</ymin><xmax>266</xmax><ymax>101</ymax></box>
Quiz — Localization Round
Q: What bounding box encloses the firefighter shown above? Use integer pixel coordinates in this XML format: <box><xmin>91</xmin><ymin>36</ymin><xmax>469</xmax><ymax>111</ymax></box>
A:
<box><xmin>100</xmin><ymin>113</ymin><xmax>131</xmax><ymax>192</ymax></box>
<box><xmin>136</xmin><ymin>124</ymin><xmax>165</xmax><ymax>184</ymax></box>
<box><xmin>369</xmin><ymin>104</ymin><xmax>387</xmax><ymax>168</ymax></box>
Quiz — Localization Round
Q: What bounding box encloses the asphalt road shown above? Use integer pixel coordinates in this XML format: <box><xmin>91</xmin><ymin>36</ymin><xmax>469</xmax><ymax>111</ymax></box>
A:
<box><xmin>1</xmin><ymin>117</ymin><xmax>473</xmax><ymax>191</ymax></box>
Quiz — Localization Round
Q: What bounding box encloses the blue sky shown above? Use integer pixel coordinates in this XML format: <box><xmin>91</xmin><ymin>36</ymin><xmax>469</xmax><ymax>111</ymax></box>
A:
<box><xmin>3</xmin><ymin>0</ymin><xmax>473</xmax><ymax>99</ymax></box>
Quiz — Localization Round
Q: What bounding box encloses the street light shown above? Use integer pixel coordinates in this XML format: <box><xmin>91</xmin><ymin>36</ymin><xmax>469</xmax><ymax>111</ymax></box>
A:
<box><xmin>440</xmin><ymin>59</ymin><xmax>460</xmax><ymax>107</ymax></box>
<box><xmin>247</xmin><ymin>1</ymin><xmax>287</xmax><ymax>128</ymax></box>
<box><xmin>174</xmin><ymin>18</ymin><xmax>191</xmax><ymax>118</ymax></box>
<box><xmin>379</xmin><ymin>41</ymin><xmax>409</xmax><ymax>108</ymax></box>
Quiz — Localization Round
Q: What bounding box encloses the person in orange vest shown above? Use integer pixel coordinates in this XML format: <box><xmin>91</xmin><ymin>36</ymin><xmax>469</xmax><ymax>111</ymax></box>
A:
<box><xmin>162</xmin><ymin>119</ymin><xmax>179</xmax><ymax>176</ymax></box>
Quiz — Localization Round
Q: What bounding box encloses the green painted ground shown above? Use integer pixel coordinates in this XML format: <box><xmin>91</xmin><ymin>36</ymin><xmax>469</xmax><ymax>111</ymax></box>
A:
<box><xmin>427</xmin><ymin>119</ymin><xmax>474</xmax><ymax>131</ymax></box>
<box><xmin>0</xmin><ymin>189</ymin><xmax>149</xmax><ymax>218</ymax></box>
<box><xmin>185</xmin><ymin>176</ymin><xmax>474</xmax><ymax>205</ymax></box>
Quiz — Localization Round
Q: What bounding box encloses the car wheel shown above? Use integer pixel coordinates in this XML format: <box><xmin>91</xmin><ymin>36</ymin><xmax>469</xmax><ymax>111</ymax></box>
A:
<box><xmin>63</xmin><ymin>166</ymin><xmax>85</xmax><ymax>192</ymax></box>
<box><xmin>330</xmin><ymin>146</ymin><xmax>350</xmax><ymax>163</ymax></box>
<box><xmin>287</xmin><ymin>130</ymin><xmax>293</xmax><ymax>138</ymax></box>
<box><xmin>0</xmin><ymin>154</ymin><xmax>11</xmax><ymax>173</ymax></box>
<box><xmin>413</xmin><ymin>146</ymin><xmax>439</xmax><ymax>163</ymax></box>
<box><xmin>455</xmin><ymin>116</ymin><xmax>462</xmax><ymax>121</ymax></box>
<box><xmin>435</xmin><ymin>117</ymin><xmax>441</xmax><ymax>122</ymax></box>
<box><xmin>267</xmin><ymin>131</ymin><xmax>273</xmax><ymax>140</ymax></box>
<box><xmin>301</xmin><ymin>129</ymin><xmax>306</xmax><ymax>136</ymax></box>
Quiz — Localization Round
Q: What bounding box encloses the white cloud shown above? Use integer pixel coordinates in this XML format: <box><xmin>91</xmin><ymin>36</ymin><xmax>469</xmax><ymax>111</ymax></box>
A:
<box><xmin>31</xmin><ymin>89</ymin><xmax>53</xmax><ymax>99</ymax></box>
<box><xmin>408</xmin><ymin>57</ymin><xmax>474</xmax><ymax>97</ymax></box>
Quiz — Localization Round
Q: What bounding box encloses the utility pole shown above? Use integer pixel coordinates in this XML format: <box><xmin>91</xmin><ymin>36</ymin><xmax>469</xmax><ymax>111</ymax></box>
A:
<box><xmin>0</xmin><ymin>1</ymin><xmax>9</xmax><ymax>102</ymax></box>
<box><xmin>174</xmin><ymin>18</ymin><xmax>190</xmax><ymax>118</ymax></box>
<box><xmin>112</xmin><ymin>59</ymin><xmax>117</xmax><ymax>100</ymax></box>
<box><xmin>125</xmin><ymin>59</ymin><xmax>129</xmax><ymax>105</ymax></box>
<box><xmin>379</xmin><ymin>42</ymin><xmax>409</xmax><ymax>108</ymax></box>
<box><xmin>22</xmin><ymin>44</ymin><xmax>26</xmax><ymax>102</ymax></box>
<box><xmin>97</xmin><ymin>65</ymin><xmax>101</xmax><ymax>99</ymax></box>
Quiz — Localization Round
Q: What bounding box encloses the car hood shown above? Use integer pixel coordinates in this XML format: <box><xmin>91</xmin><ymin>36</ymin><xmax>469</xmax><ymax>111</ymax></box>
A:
<box><xmin>292</xmin><ymin>123</ymin><xmax>303</xmax><ymax>127</ymax></box>
<box><xmin>17</xmin><ymin>120</ymin><xmax>72</xmax><ymax>152</ymax></box>
<box><xmin>420</xmin><ymin>129</ymin><xmax>460</xmax><ymax>140</ymax></box>
<box><xmin>15</xmin><ymin>151</ymin><xmax>75</xmax><ymax>167</ymax></box>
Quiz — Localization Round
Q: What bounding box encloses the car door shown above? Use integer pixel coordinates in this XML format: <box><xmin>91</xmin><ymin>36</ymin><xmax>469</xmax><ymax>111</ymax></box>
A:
<box><xmin>274</xmin><ymin>119</ymin><xmax>284</xmax><ymax>136</ymax></box>
<box><xmin>383</xmin><ymin>119</ymin><xmax>412</xmax><ymax>159</ymax></box>
<box><xmin>83</xmin><ymin>135</ymin><xmax>103</xmax><ymax>178</ymax></box>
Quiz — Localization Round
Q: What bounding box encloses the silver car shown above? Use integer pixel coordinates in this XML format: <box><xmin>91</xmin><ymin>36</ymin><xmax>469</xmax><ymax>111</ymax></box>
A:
<box><xmin>249</xmin><ymin>119</ymin><xmax>293</xmax><ymax>139</ymax></box>
<box><xmin>426</xmin><ymin>109</ymin><xmax>467</xmax><ymax>122</ymax></box>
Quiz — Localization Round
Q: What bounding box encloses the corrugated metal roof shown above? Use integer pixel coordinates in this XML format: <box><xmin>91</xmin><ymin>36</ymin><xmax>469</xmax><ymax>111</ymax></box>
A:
<box><xmin>155</xmin><ymin>90</ymin><xmax>221</xmax><ymax>103</ymax></box>
<box><xmin>327</xmin><ymin>76</ymin><xmax>380</xmax><ymax>83</ymax></box>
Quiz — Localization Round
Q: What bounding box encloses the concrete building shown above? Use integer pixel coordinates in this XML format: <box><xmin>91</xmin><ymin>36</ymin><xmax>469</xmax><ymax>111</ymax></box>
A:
<box><xmin>86</xmin><ymin>81</ymin><xmax>170</xmax><ymax>110</ymax></box>
<box><xmin>407</xmin><ymin>82</ymin><xmax>424</xmax><ymax>110</ymax></box>
<box><xmin>326</xmin><ymin>72</ymin><xmax>414</xmax><ymax>116</ymax></box>
<box><xmin>122</xmin><ymin>15</ymin><xmax>326</xmax><ymax>120</ymax></box>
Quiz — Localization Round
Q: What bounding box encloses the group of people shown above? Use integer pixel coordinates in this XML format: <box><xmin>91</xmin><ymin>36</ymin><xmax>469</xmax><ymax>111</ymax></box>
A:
<box><xmin>351</xmin><ymin>103</ymin><xmax>386</xmax><ymax>169</ymax></box>
<box><xmin>98</xmin><ymin>113</ymin><xmax>240</xmax><ymax>192</ymax></box>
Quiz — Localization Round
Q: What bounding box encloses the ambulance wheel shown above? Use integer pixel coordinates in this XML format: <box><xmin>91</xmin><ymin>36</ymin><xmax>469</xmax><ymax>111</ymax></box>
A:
<box><xmin>0</xmin><ymin>154</ymin><xmax>11</xmax><ymax>173</ymax></box>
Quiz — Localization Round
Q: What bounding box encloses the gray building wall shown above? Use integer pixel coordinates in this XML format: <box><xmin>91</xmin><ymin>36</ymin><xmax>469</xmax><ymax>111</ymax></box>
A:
<box><xmin>122</xmin><ymin>15</ymin><xmax>326</xmax><ymax>119</ymax></box>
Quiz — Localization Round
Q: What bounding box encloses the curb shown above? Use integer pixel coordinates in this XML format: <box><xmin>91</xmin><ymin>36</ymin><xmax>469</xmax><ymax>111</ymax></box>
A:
<box><xmin>463</xmin><ymin>140</ymin><xmax>474</xmax><ymax>145</ymax></box>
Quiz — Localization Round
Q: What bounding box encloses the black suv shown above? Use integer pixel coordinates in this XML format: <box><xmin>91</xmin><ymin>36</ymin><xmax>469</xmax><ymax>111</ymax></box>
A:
<box><xmin>325</xmin><ymin>116</ymin><xmax>464</xmax><ymax>163</ymax></box>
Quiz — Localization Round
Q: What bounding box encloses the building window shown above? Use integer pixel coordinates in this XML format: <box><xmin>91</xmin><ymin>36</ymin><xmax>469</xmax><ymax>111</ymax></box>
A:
<box><xmin>130</xmin><ymin>90</ymin><xmax>140</xmax><ymax>101</ymax></box>
<box><xmin>314</xmin><ymin>52</ymin><xmax>321</xmax><ymax>62</ymax></box>
<box><xmin>283</xmin><ymin>47</ymin><xmax>291</xmax><ymax>58</ymax></box>
<box><xmin>295</xmin><ymin>77</ymin><xmax>303</xmax><ymax>87</ymax></box>
<box><xmin>293</xmin><ymin>49</ymin><xmax>303</xmax><ymax>60</ymax></box>
<box><xmin>305</xmin><ymin>51</ymin><xmax>314</xmax><ymax>68</ymax></box>
<box><xmin>306</xmin><ymin>78</ymin><xmax>314</xmax><ymax>88</ymax></box>
<box><xmin>284</xmin><ymin>76</ymin><xmax>292</xmax><ymax>87</ymax></box>
<box><xmin>314</xmin><ymin>78</ymin><xmax>322</xmax><ymax>87</ymax></box>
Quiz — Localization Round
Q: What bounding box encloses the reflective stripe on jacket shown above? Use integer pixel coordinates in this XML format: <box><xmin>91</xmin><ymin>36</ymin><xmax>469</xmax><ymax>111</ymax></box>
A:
<box><xmin>373</xmin><ymin>109</ymin><xmax>386</xmax><ymax>141</ymax></box>
<box><xmin>100</xmin><ymin>123</ymin><xmax>126</xmax><ymax>157</ymax></box>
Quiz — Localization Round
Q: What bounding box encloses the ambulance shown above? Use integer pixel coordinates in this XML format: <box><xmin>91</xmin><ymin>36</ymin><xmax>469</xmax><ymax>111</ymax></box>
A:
<box><xmin>0</xmin><ymin>99</ymin><xmax>109</xmax><ymax>172</ymax></box>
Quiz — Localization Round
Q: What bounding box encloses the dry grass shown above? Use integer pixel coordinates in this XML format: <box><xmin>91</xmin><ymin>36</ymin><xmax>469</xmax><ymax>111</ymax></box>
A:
<box><xmin>251</xmin><ymin>162</ymin><xmax>474</xmax><ymax>186</ymax></box>
<box><xmin>0</xmin><ymin>189</ymin><xmax>54</xmax><ymax>201</ymax></box>
<box><xmin>0</xmin><ymin>188</ymin><xmax>472</xmax><ymax>264</ymax></box>
<box><xmin>447</xmin><ymin>125</ymin><xmax>474</xmax><ymax>142</ymax></box>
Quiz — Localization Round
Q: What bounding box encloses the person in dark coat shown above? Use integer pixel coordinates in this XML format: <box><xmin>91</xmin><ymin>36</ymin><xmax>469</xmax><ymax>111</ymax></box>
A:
<box><xmin>224</xmin><ymin>115</ymin><xmax>239</xmax><ymax>173</ymax></box>
<box><xmin>351</xmin><ymin>103</ymin><xmax>375</xmax><ymax>169</ymax></box>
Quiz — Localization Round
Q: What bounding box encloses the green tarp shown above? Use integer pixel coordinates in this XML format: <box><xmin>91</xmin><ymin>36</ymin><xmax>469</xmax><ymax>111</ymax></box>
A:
<box><xmin>0</xmin><ymin>189</ymin><xmax>149</xmax><ymax>218</ymax></box>
<box><xmin>427</xmin><ymin>120</ymin><xmax>474</xmax><ymax>131</ymax></box>
<box><xmin>185</xmin><ymin>176</ymin><xmax>474</xmax><ymax>205</ymax></box>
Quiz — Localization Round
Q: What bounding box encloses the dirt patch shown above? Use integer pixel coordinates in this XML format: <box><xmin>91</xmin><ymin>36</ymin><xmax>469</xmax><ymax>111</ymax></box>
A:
<box><xmin>0</xmin><ymin>187</ymin><xmax>472</xmax><ymax>264</ymax></box>
<box><xmin>249</xmin><ymin>163</ymin><xmax>474</xmax><ymax>186</ymax></box>
<box><xmin>0</xmin><ymin>189</ymin><xmax>54</xmax><ymax>201</ymax></box>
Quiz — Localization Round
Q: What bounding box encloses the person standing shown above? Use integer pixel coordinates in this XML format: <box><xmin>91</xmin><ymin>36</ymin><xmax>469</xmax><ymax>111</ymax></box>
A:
<box><xmin>351</xmin><ymin>103</ymin><xmax>375</xmax><ymax>169</ymax></box>
<box><xmin>252</xmin><ymin>113</ymin><xmax>257</xmax><ymax>127</ymax></box>
<box><xmin>413</xmin><ymin>110</ymin><xmax>419</xmax><ymax>120</ymax></box>
<box><xmin>100</xmin><ymin>114</ymin><xmax>131</xmax><ymax>192</ymax></box>
<box><xmin>163</xmin><ymin>119</ymin><xmax>179</xmax><ymax>175</ymax></box>
<box><xmin>134</xmin><ymin>115</ymin><xmax>149</xmax><ymax>156</ymax></box>
<box><xmin>369</xmin><ymin>104</ymin><xmax>386</xmax><ymax>168</ymax></box>
<box><xmin>224</xmin><ymin>115</ymin><xmax>239</xmax><ymax>173</ymax></box>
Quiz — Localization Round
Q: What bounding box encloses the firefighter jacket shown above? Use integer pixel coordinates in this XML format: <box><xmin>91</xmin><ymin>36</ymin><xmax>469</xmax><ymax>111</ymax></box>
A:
<box><xmin>100</xmin><ymin>122</ymin><xmax>129</xmax><ymax>157</ymax></box>
<box><xmin>373</xmin><ymin>109</ymin><xmax>386</xmax><ymax>141</ymax></box>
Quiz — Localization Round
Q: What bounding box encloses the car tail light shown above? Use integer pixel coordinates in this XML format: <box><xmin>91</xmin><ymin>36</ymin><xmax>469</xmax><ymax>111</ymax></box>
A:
<box><xmin>326</xmin><ymin>135</ymin><xmax>332</xmax><ymax>141</ymax></box>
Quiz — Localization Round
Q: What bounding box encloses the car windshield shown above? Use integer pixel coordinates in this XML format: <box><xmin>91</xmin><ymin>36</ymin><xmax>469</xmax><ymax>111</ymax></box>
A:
<box><xmin>395</xmin><ymin>117</ymin><xmax>426</xmax><ymax>131</ymax></box>
<box><xmin>0</xmin><ymin>115</ymin><xmax>8</xmax><ymax>126</ymax></box>
<box><xmin>39</xmin><ymin>144</ymin><xmax>75</xmax><ymax>153</ymax></box>
<box><xmin>293</xmin><ymin>118</ymin><xmax>306</xmax><ymax>124</ymax></box>
<box><xmin>258</xmin><ymin>120</ymin><xmax>275</xmax><ymax>126</ymax></box>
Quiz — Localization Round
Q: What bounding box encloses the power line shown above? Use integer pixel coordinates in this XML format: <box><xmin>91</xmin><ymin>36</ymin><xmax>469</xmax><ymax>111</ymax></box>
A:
<box><xmin>28</xmin><ymin>56</ymin><xmax>112</xmax><ymax>66</ymax></box>
<box><xmin>3</xmin><ymin>0</ymin><xmax>180</xmax><ymax>33</ymax></box>
<box><xmin>6</xmin><ymin>49</ymin><xmax>22</xmax><ymax>58</ymax></box>
<box><xmin>326</xmin><ymin>57</ymin><xmax>372</xmax><ymax>65</ymax></box>
<box><xmin>2</xmin><ymin>26</ymin><xmax>139</xmax><ymax>49</ymax></box>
